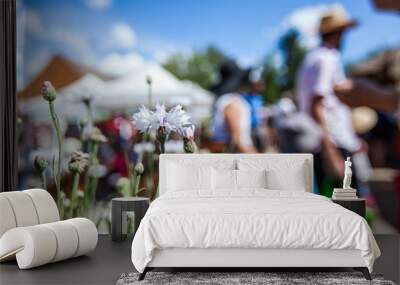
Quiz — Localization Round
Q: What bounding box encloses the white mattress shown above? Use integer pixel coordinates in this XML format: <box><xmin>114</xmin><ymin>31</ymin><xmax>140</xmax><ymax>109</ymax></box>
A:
<box><xmin>131</xmin><ymin>190</ymin><xmax>380</xmax><ymax>273</ymax></box>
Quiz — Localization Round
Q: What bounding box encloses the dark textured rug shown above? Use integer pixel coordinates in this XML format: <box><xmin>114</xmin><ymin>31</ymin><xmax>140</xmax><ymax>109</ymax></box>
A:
<box><xmin>116</xmin><ymin>272</ymin><xmax>395</xmax><ymax>285</ymax></box>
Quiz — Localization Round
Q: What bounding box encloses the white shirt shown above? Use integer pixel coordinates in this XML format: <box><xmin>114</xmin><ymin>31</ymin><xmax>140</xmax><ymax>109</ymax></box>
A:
<box><xmin>212</xmin><ymin>93</ymin><xmax>253</xmax><ymax>148</ymax></box>
<box><xmin>297</xmin><ymin>45</ymin><xmax>361</xmax><ymax>152</ymax></box>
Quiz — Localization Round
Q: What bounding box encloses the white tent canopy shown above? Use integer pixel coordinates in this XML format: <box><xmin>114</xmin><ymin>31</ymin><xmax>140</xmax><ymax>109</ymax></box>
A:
<box><xmin>21</xmin><ymin>62</ymin><xmax>214</xmax><ymax>124</ymax></box>
<box><xmin>20</xmin><ymin>73</ymin><xmax>105</xmax><ymax>124</ymax></box>
<box><xmin>95</xmin><ymin>62</ymin><xmax>213</xmax><ymax>121</ymax></box>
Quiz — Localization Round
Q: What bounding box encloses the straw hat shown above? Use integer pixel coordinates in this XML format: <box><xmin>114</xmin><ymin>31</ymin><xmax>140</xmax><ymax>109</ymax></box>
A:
<box><xmin>319</xmin><ymin>7</ymin><xmax>358</xmax><ymax>35</ymax></box>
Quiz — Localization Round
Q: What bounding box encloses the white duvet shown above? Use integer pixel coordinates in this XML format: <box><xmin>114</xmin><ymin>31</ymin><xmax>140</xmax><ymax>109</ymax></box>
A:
<box><xmin>131</xmin><ymin>190</ymin><xmax>380</xmax><ymax>273</ymax></box>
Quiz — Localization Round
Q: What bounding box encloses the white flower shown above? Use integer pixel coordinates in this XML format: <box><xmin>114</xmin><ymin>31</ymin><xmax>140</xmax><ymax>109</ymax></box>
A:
<box><xmin>132</xmin><ymin>105</ymin><xmax>154</xmax><ymax>133</ymax></box>
<box><xmin>178</xmin><ymin>124</ymin><xmax>195</xmax><ymax>139</ymax></box>
<box><xmin>165</xmin><ymin>105</ymin><xmax>191</xmax><ymax>132</ymax></box>
<box><xmin>132</xmin><ymin>103</ymin><xmax>192</xmax><ymax>135</ymax></box>
<box><xmin>152</xmin><ymin>104</ymin><xmax>168</xmax><ymax>131</ymax></box>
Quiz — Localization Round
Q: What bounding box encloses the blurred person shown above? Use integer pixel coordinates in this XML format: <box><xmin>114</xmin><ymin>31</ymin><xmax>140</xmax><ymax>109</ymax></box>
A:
<box><xmin>210</xmin><ymin>59</ymin><xmax>242</xmax><ymax>96</ymax></box>
<box><xmin>334</xmin><ymin>78</ymin><xmax>400</xmax><ymax>113</ymax></box>
<box><xmin>242</xmin><ymin>67</ymin><xmax>267</xmax><ymax>151</ymax></box>
<box><xmin>296</xmin><ymin>7</ymin><xmax>368</xmax><ymax>191</ymax></box>
<box><xmin>269</xmin><ymin>98</ymin><xmax>322</xmax><ymax>155</ymax></box>
<box><xmin>364</xmin><ymin>112</ymin><xmax>398</xmax><ymax>167</ymax></box>
<box><xmin>210</xmin><ymin>60</ymin><xmax>257</xmax><ymax>153</ymax></box>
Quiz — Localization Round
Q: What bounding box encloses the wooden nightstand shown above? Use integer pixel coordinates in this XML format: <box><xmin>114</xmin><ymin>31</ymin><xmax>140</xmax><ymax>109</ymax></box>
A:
<box><xmin>331</xmin><ymin>198</ymin><xmax>366</xmax><ymax>218</ymax></box>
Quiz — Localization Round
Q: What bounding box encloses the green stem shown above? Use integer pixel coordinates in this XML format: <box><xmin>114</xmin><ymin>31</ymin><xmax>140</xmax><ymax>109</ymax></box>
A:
<box><xmin>155</xmin><ymin>184</ymin><xmax>160</xmax><ymax>199</ymax></box>
<box><xmin>68</xmin><ymin>173</ymin><xmax>80</xmax><ymax>219</ymax></box>
<box><xmin>87</xmin><ymin>103</ymin><xmax>93</xmax><ymax>124</ymax></box>
<box><xmin>160</xmin><ymin>141</ymin><xmax>165</xmax><ymax>154</ymax></box>
<box><xmin>146</xmin><ymin>152</ymin><xmax>154</xmax><ymax>193</ymax></box>
<box><xmin>83</xmin><ymin>141</ymin><xmax>98</xmax><ymax>211</ymax></box>
<box><xmin>76</xmin><ymin>205</ymin><xmax>81</xmax><ymax>217</ymax></box>
<box><xmin>39</xmin><ymin>172</ymin><xmax>47</xmax><ymax>190</ymax></box>
<box><xmin>124</xmin><ymin>150</ymin><xmax>135</xmax><ymax>196</ymax></box>
<box><xmin>155</xmin><ymin>137</ymin><xmax>166</xmax><ymax>199</ymax></box>
<box><xmin>148</xmin><ymin>82</ymin><xmax>152</xmax><ymax>108</ymax></box>
<box><xmin>84</xmin><ymin>141</ymin><xmax>95</xmax><ymax>188</ymax></box>
<box><xmin>49</xmin><ymin>101</ymin><xmax>63</xmax><ymax>216</ymax></box>
<box><xmin>133</xmin><ymin>174</ymin><xmax>141</xmax><ymax>196</ymax></box>
<box><xmin>129</xmin><ymin>169</ymin><xmax>135</xmax><ymax>196</ymax></box>
<box><xmin>106</xmin><ymin>218</ymin><xmax>112</xmax><ymax>234</ymax></box>
<box><xmin>88</xmin><ymin>177</ymin><xmax>98</xmax><ymax>207</ymax></box>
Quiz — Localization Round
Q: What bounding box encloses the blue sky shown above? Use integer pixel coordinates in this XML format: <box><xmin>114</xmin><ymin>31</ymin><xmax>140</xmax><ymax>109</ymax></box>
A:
<box><xmin>18</xmin><ymin>0</ymin><xmax>399</xmax><ymax>88</ymax></box>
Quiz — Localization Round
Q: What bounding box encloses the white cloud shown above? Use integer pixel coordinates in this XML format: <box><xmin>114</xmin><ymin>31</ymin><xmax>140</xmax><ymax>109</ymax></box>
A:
<box><xmin>24</xmin><ymin>9</ymin><xmax>94</xmax><ymax>64</ymax></box>
<box><xmin>84</xmin><ymin>0</ymin><xmax>112</xmax><ymax>11</ymax></box>
<box><xmin>48</xmin><ymin>28</ymin><xmax>94</xmax><ymax>63</ymax></box>
<box><xmin>111</xmin><ymin>23</ymin><xmax>137</xmax><ymax>49</ymax></box>
<box><xmin>139</xmin><ymin>37</ymin><xmax>193</xmax><ymax>63</ymax></box>
<box><xmin>26</xmin><ymin>50</ymin><xmax>53</xmax><ymax>79</ymax></box>
<box><xmin>25</xmin><ymin>9</ymin><xmax>42</xmax><ymax>34</ymax></box>
<box><xmin>265</xmin><ymin>3</ymin><xmax>344</xmax><ymax>48</ymax></box>
<box><xmin>98</xmin><ymin>52</ymin><xmax>144</xmax><ymax>76</ymax></box>
<box><xmin>20</xmin><ymin>9</ymin><xmax>96</xmax><ymax>85</ymax></box>
<box><xmin>237</xmin><ymin>55</ymin><xmax>258</xmax><ymax>68</ymax></box>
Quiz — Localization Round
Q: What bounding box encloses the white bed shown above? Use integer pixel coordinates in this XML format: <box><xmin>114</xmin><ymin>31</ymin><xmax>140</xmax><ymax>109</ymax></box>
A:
<box><xmin>131</xmin><ymin>154</ymin><xmax>380</xmax><ymax>280</ymax></box>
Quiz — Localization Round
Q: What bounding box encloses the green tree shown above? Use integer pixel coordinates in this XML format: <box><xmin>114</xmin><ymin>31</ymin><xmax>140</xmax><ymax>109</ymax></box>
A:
<box><xmin>278</xmin><ymin>29</ymin><xmax>307</xmax><ymax>92</ymax></box>
<box><xmin>261</xmin><ymin>57</ymin><xmax>280</xmax><ymax>104</ymax></box>
<box><xmin>162</xmin><ymin>46</ymin><xmax>226</xmax><ymax>89</ymax></box>
<box><xmin>261</xmin><ymin>28</ymin><xmax>307</xmax><ymax>104</ymax></box>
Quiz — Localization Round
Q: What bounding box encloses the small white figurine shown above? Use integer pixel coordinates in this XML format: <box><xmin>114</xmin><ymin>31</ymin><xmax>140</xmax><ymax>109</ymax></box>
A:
<box><xmin>343</xmin><ymin>157</ymin><xmax>353</xmax><ymax>190</ymax></box>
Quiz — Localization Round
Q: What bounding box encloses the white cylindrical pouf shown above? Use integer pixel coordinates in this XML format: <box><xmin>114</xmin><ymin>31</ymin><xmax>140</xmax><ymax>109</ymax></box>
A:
<box><xmin>67</xmin><ymin>218</ymin><xmax>98</xmax><ymax>257</ymax></box>
<box><xmin>1</xmin><ymin>192</ymin><xmax>39</xmax><ymax>227</ymax></box>
<box><xmin>0</xmin><ymin>196</ymin><xmax>17</xmax><ymax>237</ymax></box>
<box><xmin>0</xmin><ymin>218</ymin><xmax>98</xmax><ymax>269</ymax></box>
<box><xmin>43</xmin><ymin>221</ymin><xmax>79</xmax><ymax>262</ymax></box>
<box><xmin>0</xmin><ymin>226</ymin><xmax>57</xmax><ymax>269</ymax></box>
<box><xmin>23</xmin><ymin>189</ymin><xmax>59</xmax><ymax>224</ymax></box>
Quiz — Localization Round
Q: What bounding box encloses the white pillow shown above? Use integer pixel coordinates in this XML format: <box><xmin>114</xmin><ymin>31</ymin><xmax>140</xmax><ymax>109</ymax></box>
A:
<box><xmin>266</xmin><ymin>168</ymin><xmax>306</xmax><ymax>191</ymax></box>
<box><xmin>237</xmin><ymin>159</ymin><xmax>308</xmax><ymax>191</ymax></box>
<box><xmin>212</xmin><ymin>168</ymin><xmax>237</xmax><ymax>191</ymax></box>
<box><xmin>236</xmin><ymin>169</ymin><xmax>267</xmax><ymax>189</ymax></box>
<box><xmin>167</xmin><ymin>162</ymin><xmax>212</xmax><ymax>191</ymax></box>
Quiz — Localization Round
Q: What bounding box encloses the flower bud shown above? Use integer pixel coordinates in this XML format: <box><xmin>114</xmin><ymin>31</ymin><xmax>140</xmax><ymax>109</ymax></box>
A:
<box><xmin>183</xmin><ymin>138</ymin><xmax>197</xmax><ymax>153</ymax></box>
<box><xmin>41</xmin><ymin>81</ymin><xmax>57</xmax><ymax>102</ymax></box>
<box><xmin>82</xmin><ymin>125</ymin><xmax>108</xmax><ymax>143</ymax></box>
<box><xmin>81</xmin><ymin>94</ymin><xmax>92</xmax><ymax>108</ymax></box>
<box><xmin>34</xmin><ymin>155</ymin><xmax>49</xmax><ymax>173</ymax></box>
<box><xmin>146</xmin><ymin>75</ymin><xmax>152</xmax><ymax>85</ymax></box>
<box><xmin>134</xmin><ymin>162</ymin><xmax>144</xmax><ymax>175</ymax></box>
<box><xmin>68</xmin><ymin>151</ymin><xmax>89</xmax><ymax>174</ymax></box>
<box><xmin>179</xmin><ymin>125</ymin><xmax>195</xmax><ymax>139</ymax></box>
<box><xmin>116</xmin><ymin>177</ymin><xmax>130</xmax><ymax>197</ymax></box>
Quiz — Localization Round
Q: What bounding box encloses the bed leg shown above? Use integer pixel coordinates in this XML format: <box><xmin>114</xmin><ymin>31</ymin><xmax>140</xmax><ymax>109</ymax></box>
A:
<box><xmin>138</xmin><ymin>268</ymin><xmax>148</xmax><ymax>281</ymax></box>
<box><xmin>354</xmin><ymin>267</ymin><xmax>371</xmax><ymax>280</ymax></box>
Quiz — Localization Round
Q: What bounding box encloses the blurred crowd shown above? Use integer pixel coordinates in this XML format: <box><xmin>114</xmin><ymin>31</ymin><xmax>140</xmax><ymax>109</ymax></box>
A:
<box><xmin>206</xmin><ymin>7</ymin><xmax>400</xmax><ymax>229</ymax></box>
